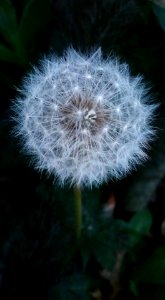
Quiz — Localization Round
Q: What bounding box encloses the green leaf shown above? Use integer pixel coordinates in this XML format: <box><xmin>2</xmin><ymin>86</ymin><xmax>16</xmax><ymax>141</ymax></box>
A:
<box><xmin>94</xmin><ymin>239</ymin><xmax>116</xmax><ymax>269</ymax></box>
<box><xmin>0</xmin><ymin>0</ymin><xmax>18</xmax><ymax>45</ymax></box>
<box><xmin>0</xmin><ymin>43</ymin><xmax>26</xmax><ymax>66</ymax></box>
<box><xmin>152</xmin><ymin>2</ymin><xmax>165</xmax><ymax>31</ymax></box>
<box><xmin>0</xmin><ymin>43</ymin><xmax>16</xmax><ymax>62</ymax></box>
<box><xmin>129</xmin><ymin>209</ymin><xmax>152</xmax><ymax>234</ymax></box>
<box><xmin>79</xmin><ymin>244</ymin><xmax>91</xmax><ymax>270</ymax></box>
<box><xmin>135</xmin><ymin>246</ymin><xmax>165</xmax><ymax>285</ymax></box>
<box><xmin>128</xmin><ymin>209</ymin><xmax>153</xmax><ymax>247</ymax></box>
<box><xmin>93</xmin><ymin>220</ymin><xmax>128</xmax><ymax>269</ymax></box>
<box><xmin>49</xmin><ymin>273</ymin><xmax>91</xmax><ymax>300</ymax></box>
<box><xmin>129</xmin><ymin>280</ymin><xmax>139</xmax><ymax>297</ymax></box>
<box><xmin>125</xmin><ymin>111</ymin><xmax>165</xmax><ymax>211</ymax></box>
<box><xmin>18</xmin><ymin>0</ymin><xmax>51</xmax><ymax>47</ymax></box>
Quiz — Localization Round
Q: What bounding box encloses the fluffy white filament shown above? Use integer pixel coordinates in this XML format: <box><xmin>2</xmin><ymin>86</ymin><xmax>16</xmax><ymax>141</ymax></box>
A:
<box><xmin>12</xmin><ymin>48</ymin><xmax>156</xmax><ymax>187</ymax></box>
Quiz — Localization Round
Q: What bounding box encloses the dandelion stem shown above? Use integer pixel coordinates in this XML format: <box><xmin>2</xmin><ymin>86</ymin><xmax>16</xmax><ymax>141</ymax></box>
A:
<box><xmin>73</xmin><ymin>185</ymin><xmax>82</xmax><ymax>239</ymax></box>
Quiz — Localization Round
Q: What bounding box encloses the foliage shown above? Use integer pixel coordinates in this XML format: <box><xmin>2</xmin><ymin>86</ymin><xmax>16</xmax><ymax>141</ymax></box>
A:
<box><xmin>0</xmin><ymin>0</ymin><xmax>165</xmax><ymax>299</ymax></box>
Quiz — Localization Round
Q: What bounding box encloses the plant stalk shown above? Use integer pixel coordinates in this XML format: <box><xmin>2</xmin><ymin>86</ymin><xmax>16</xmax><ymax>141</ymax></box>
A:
<box><xmin>73</xmin><ymin>185</ymin><xmax>82</xmax><ymax>239</ymax></box>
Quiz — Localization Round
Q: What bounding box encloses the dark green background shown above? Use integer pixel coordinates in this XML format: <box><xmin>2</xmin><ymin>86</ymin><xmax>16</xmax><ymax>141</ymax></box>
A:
<box><xmin>1</xmin><ymin>1</ymin><xmax>165</xmax><ymax>299</ymax></box>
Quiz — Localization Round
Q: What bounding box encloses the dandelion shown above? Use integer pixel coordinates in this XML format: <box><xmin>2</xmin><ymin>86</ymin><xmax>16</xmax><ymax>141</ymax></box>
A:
<box><xmin>12</xmin><ymin>48</ymin><xmax>156</xmax><ymax>187</ymax></box>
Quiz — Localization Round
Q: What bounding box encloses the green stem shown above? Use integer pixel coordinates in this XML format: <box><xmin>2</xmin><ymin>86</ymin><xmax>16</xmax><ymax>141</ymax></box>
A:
<box><xmin>73</xmin><ymin>185</ymin><xmax>82</xmax><ymax>239</ymax></box>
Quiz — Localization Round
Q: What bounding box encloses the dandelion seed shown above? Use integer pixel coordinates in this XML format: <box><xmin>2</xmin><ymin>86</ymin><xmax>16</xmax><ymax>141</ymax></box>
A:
<box><xmin>85</xmin><ymin>73</ymin><xmax>92</xmax><ymax>79</ymax></box>
<box><xmin>12</xmin><ymin>48</ymin><xmax>157</xmax><ymax>187</ymax></box>
<box><xmin>74</xmin><ymin>86</ymin><xmax>80</xmax><ymax>92</ymax></box>
<box><xmin>116</xmin><ymin>107</ymin><xmax>121</xmax><ymax>114</ymax></box>
<box><xmin>96</xmin><ymin>95</ymin><xmax>103</xmax><ymax>102</ymax></box>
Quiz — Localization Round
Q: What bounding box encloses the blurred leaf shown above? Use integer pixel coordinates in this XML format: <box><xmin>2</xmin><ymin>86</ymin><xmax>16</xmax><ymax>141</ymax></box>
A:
<box><xmin>129</xmin><ymin>209</ymin><xmax>152</xmax><ymax>234</ymax></box>
<box><xmin>0</xmin><ymin>43</ymin><xmax>16</xmax><ymax>62</ymax></box>
<box><xmin>0</xmin><ymin>1</ymin><xmax>28</xmax><ymax>66</ymax></box>
<box><xmin>93</xmin><ymin>220</ymin><xmax>128</xmax><ymax>269</ymax></box>
<box><xmin>19</xmin><ymin>0</ymin><xmax>51</xmax><ymax>47</ymax></box>
<box><xmin>79</xmin><ymin>244</ymin><xmax>91</xmax><ymax>270</ymax></box>
<box><xmin>49</xmin><ymin>273</ymin><xmax>91</xmax><ymax>300</ymax></box>
<box><xmin>125</xmin><ymin>118</ymin><xmax>165</xmax><ymax>211</ymax></box>
<box><xmin>80</xmin><ymin>190</ymin><xmax>129</xmax><ymax>270</ymax></box>
<box><xmin>94</xmin><ymin>238</ymin><xmax>116</xmax><ymax>270</ymax></box>
<box><xmin>129</xmin><ymin>280</ymin><xmax>139</xmax><ymax>297</ymax></box>
<box><xmin>0</xmin><ymin>0</ymin><xmax>18</xmax><ymax>45</ymax></box>
<box><xmin>128</xmin><ymin>209</ymin><xmax>152</xmax><ymax>247</ymax></box>
<box><xmin>152</xmin><ymin>2</ymin><xmax>165</xmax><ymax>31</ymax></box>
<box><xmin>135</xmin><ymin>246</ymin><xmax>165</xmax><ymax>285</ymax></box>
<box><xmin>0</xmin><ymin>43</ymin><xmax>26</xmax><ymax>66</ymax></box>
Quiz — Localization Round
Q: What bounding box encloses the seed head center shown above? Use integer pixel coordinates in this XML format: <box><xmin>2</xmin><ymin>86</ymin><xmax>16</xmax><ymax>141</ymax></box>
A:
<box><xmin>77</xmin><ymin>109</ymin><xmax>97</xmax><ymax>128</ymax></box>
<box><xmin>59</xmin><ymin>96</ymin><xmax>109</xmax><ymax>136</ymax></box>
<box><xmin>84</xmin><ymin>109</ymin><xmax>97</xmax><ymax>122</ymax></box>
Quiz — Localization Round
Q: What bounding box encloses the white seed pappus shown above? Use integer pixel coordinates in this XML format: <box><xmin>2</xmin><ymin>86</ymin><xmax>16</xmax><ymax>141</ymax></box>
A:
<box><xmin>12</xmin><ymin>48</ymin><xmax>157</xmax><ymax>187</ymax></box>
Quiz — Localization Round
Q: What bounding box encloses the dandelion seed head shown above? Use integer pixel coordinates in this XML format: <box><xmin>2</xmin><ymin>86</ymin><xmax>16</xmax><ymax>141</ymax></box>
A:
<box><xmin>12</xmin><ymin>48</ymin><xmax>157</xmax><ymax>187</ymax></box>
